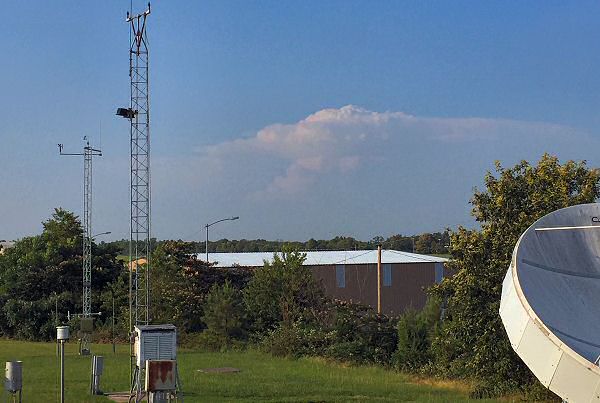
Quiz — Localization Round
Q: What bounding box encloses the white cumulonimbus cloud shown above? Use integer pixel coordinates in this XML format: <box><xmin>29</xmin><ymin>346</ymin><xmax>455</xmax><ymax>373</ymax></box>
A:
<box><xmin>149</xmin><ymin>104</ymin><xmax>594</xmax><ymax>239</ymax></box>
<box><xmin>194</xmin><ymin>105</ymin><xmax>583</xmax><ymax>199</ymax></box>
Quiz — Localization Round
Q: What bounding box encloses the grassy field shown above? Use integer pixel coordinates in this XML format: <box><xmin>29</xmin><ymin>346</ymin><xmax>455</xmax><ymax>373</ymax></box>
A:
<box><xmin>0</xmin><ymin>339</ymin><xmax>499</xmax><ymax>402</ymax></box>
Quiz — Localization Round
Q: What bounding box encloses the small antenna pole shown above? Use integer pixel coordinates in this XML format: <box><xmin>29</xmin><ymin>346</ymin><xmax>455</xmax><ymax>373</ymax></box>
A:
<box><xmin>58</xmin><ymin>139</ymin><xmax>103</xmax><ymax>356</ymax></box>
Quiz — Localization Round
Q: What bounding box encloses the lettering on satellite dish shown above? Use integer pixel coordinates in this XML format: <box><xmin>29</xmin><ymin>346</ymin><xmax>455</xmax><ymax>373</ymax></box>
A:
<box><xmin>593</xmin><ymin>217</ymin><xmax>600</xmax><ymax>223</ymax></box>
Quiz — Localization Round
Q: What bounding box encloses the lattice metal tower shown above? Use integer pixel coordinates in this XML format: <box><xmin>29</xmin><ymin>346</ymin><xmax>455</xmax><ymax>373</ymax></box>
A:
<box><xmin>117</xmin><ymin>2</ymin><xmax>152</xmax><ymax>331</ymax></box>
<box><xmin>58</xmin><ymin>139</ymin><xmax>102</xmax><ymax>355</ymax></box>
<box><xmin>116</xmin><ymin>3</ymin><xmax>153</xmax><ymax>400</ymax></box>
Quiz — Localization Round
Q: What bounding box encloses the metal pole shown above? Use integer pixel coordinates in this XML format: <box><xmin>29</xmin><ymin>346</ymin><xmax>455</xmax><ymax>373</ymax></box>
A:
<box><xmin>205</xmin><ymin>224</ymin><xmax>209</xmax><ymax>263</ymax></box>
<box><xmin>58</xmin><ymin>141</ymin><xmax>102</xmax><ymax>356</ymax></box>
<box><xmin>60</xmin><ymin>340</ymin><xmax>65</xmax><ymax>403</ymax></box>
<box><xmin>204</xmin><ymin>217</ymin><xmax>239</xmax><ymax>263</ymax></box>
<box><xmin>55</xmin><ymin>296</ymin><xmax>58</xmax><ymax>357</ymax></box>
<box><xmin>112</xmin><ymin>293</ymin><xmax>116</xmax><ymax>354</ymax></box>
<box><xmin>377</xmin><ymin>245</ymin><xmax>382</xmax><ymax>314</ymax></box>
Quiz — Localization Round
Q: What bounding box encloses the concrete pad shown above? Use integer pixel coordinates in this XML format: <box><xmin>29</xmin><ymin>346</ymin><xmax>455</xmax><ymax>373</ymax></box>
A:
<box><xmin>197</xmin><ymin>367</ymin><xmax>241</xmax><ymax>374</ymax></box>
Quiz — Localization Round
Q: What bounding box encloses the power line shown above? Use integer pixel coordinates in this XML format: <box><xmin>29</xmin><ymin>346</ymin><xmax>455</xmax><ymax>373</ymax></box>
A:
<box><xmin>386</xmin><ymin>249</ymin><xmax>440</xmax><ymax>262</ymax></box>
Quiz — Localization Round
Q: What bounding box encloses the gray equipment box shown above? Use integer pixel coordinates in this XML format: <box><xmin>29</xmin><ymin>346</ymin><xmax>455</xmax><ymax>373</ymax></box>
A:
<box><xmin>133</xmin><ymin>324</ymin><xmax>177</xmax><ymax>368</ymax></box>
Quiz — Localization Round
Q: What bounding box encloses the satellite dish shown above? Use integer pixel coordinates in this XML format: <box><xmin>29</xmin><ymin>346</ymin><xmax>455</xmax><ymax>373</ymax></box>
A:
<box><xmin>500</xmin><ymin>203</ymin><xmax>600</xmax><ymax>402</ymax></box>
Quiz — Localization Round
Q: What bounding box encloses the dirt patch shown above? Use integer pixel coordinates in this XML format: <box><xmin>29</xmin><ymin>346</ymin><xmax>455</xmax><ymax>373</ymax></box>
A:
<box><xmin>408</xmin><ymin>376</ymin><xmax>473</xmax><ymax>393</ymax></box>
<box><xmin>105</xmin><ymin>391</ymin><xmax>132</xmax><ymax>402</ymax></box>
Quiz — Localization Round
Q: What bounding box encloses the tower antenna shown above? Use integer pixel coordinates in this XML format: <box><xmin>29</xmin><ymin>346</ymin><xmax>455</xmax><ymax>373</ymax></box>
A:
<box><xmin>117</xmin><ymin>5</ymin><xmax>183</xmax><ymax>401</ymax></box>
<box><xmin>57</xmin><ymin>138</ymin><xmax>103</xmax><ymax>355</ymax></box>
<box><xmin>117</xmin><ymin>1</ymin><xmax>152</xmax><ymax>334</ymax></box>
<box><xmin>117</xmin><ymin>2</ymin><xmax>154</xmax><ymax>400</ymax></box>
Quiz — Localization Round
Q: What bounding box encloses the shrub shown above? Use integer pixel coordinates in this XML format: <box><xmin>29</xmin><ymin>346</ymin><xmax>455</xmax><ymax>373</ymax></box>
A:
<box><xmin>259</xmin><ymin>300</ymin><xmax>397</xmax><ymax>366</ymax></box>
<box><xmin>199</xmin><ymin>280</ymin><xmax>247</xmax><ymax>351</ymax></box>
<box><xmin>260</xmin><ymin>321</ymin><xmax>334</xmax><ymax>358</ymax></box>
<box><xmin>260</xmin><ymin>323</ymin><xmax>303</xmax><ymax>357</ymax></box>
<box><xmin>325</xmin><ymin>301</ymin><xmax>397</xmax><ymax>366</ymax></box>
<box><xmin>394</xmin><ymin>297</ymin><xmax>441</xmax><ymax>372</ymax></box>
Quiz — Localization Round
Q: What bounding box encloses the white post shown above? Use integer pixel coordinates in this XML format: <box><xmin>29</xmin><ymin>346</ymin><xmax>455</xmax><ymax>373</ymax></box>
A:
<box><xmin>56</xmin><ymin>326</ymin><xmax>70</xmax><ymax>403</ymax></box>
<box><xmin>60</xmin><ymin>340</ymin><xmax>65</xmax><ymax>403</ymax></box>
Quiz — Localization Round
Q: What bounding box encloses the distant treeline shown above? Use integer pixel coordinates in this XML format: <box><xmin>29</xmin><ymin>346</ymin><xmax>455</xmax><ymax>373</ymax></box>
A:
<box><xmin>105</xmin><ymin>231</ymin><xmax>451</xmax><ymax>257</ymax></box>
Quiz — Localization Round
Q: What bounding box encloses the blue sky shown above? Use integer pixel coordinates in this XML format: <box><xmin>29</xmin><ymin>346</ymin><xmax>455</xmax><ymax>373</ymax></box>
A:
<box><xmin>3</xmin><ymin>1</ymin><xmax>600</xmax><ymax>241</ymax></box>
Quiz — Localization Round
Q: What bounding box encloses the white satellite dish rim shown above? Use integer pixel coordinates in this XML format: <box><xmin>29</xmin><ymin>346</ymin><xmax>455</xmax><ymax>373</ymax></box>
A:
<box><xmin>500</xmin><ymin>203</ymin><xmax>600</xmax><ymax>401</ymax></box>
<box><xmin>511</xmin><ymin>231</ymin><xmax>600</xmax><ymax>374</ymax></box>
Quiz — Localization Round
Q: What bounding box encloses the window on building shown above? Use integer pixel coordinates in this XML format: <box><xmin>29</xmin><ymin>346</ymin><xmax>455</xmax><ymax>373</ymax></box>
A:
<box><xmin>435</xmin><ymin>262</ymin><xmax>444</xmax><ymax>283</ymax></box>
<box><xmin>383</xmin><ymin>263</ymin><xmax>392</xmax><ymax>286</ymax></box>
<box><xmin>336</xmin><ymin>264</ymin><xmax>345</xmax><ymax>288</ymax></box>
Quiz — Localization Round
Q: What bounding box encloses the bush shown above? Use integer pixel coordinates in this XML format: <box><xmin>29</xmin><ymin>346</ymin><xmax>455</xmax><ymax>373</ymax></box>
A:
<box><xmin>260</xmin><ymin>324</ymin><xmax>303</xmax><ymax>357</ymax></box>
<box><xmin>325</xmin><ymin>301</ymin><xmax>397</xmax><ymax>366</ymax></box>
<box><xmin>4</xmin><ymin>299</ymin><xmax>55</xmax><ymax>340</ymax></box>
<box><xmin>259</xmin><ymin>300</ymin><xmax>397</xmax><ymax>366</ymax></box>
<box><xmin>394</xmin><ymin>309</ymin><xmax>428</xmax><ymax>371</ymax></box>
<box><xmin>260</xmin><ymin>321</ymin><xmax>334</xmax><ymax>358</ymax></box>
<box><xmin>394</xmin><ymin>297</ymin><xmax>441</xmax><ymax>372</ymax></box>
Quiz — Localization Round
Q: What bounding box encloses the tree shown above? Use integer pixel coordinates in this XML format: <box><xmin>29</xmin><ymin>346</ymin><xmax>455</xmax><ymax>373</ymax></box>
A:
<box><xmin>0</xmin><ymin>208</ymin><xmax>123</xmax><ymax>340</ymax></box>
<box><xmin>414</xmin><ymin>233</ymin><xmax>435</xmax><ymax>254</ymax></box>
<box><xmin>394</xmin><ymin>297</ymin><xmax>441</xmax><ymax>371</ymax></box>
<box><xmin>0</xmin><ymin>209</ymin><xmax>83</xmax><ymax>339</ymax></box>
<box><xmin>151</xmin><ymin>240</ymin><xmax>252</xmax><ymax>333</ymax></box>
<box><xmin>244</xmin><ymin>246</ymin><xmax>325</xmax><ymax>334</ymax></box>
<box><xmin>97</xmin><ymin>268</ymin><xmax>129</xmax><ymax>341</ymax></box>
<box><xmin>382</xmin><ymin>234</ymin><xmax>414</xmax><ymax>252</ymax></box>
<box><xmin>430</xmin><ymin>154</ymin><xmax>600</xmax><ymax>396</ymax></box>
<box><xmin>199</xmin><ymin>280</ymin><xmax>247</xmax><ymax>349</ymax></box>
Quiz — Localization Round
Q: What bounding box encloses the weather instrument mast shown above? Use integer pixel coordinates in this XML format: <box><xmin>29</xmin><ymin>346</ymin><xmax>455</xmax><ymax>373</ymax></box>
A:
<box><xmin>58</xmin><ymin>138</ymin><xmax>103</xmax><ymax>355</ymax></box>
<box><xmin>117</xmin><ymin>5</ymin><xmax>183</xmax><ymax>401</ymax></box>
<box><xmin>117</xmin><ymin>2</ymin><xmax>152</xmax><ymax>331</ymax></box>
<box><xmin>116</xmin><ymin>2</ymin><xmax>153</xmax><ymax>400</ymax></box>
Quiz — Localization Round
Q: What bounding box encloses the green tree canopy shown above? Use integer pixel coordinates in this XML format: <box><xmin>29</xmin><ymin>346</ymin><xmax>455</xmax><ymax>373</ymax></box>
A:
<box><xmin>151</xmin><ymin>240</ymin><xmax>253</xmax><ymax>333</ymax></box>
<box><xmin>430</xmin><ymin>154</ymin><xmax>600</xmax><ymax>395</ymax></box>
<box><xmin>199</xmin><ymin>280</ymin><xmax>247</xmax><ymax>349</ymax></box>
<box><xmin>244</xmin><ymin>246</ymin><xmax>325</xmax><ymax>334</ymax></box>
<box><xmin>0</xmin><ymin>208</ymin><xmax>122</xmax><ymax>340</ymax></box>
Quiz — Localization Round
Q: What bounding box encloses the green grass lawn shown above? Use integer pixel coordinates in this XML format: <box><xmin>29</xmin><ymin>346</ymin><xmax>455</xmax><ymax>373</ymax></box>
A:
<box><xmin>0</xmin><ymin>339</ymin><xmax>499</xmax><ymax>402</ymax></box>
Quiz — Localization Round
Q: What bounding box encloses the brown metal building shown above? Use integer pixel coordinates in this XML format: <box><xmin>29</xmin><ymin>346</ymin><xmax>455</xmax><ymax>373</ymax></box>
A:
<box><xmin>207</xmin><ymin>250</ymin><xmax>447</xmax><ymax>315</ymax></box>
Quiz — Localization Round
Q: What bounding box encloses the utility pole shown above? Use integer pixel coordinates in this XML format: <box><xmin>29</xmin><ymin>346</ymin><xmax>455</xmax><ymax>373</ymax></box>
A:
<box><xmin>377</xmin><ymin>245</ymin><xmax>382</xmax><ymax>314</ymax></box>
<box><xmin>58</xmin><ymin>139</ymin><xmax>102</xmax><ymax>355</ymax></box>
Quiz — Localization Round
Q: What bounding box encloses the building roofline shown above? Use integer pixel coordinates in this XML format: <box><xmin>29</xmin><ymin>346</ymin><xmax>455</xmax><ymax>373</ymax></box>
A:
<box><xmin>198</xmin><ymin>249</ymin><xmax>448</xmax><ymax>268</ymax></box>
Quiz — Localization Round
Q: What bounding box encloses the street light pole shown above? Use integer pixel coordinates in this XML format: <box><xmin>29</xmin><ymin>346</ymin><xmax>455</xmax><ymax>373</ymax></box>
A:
<box><xmin>92</xmin><ymin>231</ymin><xmax>111</xmax><ymax>240</ymax></box>
<box><xmin>205</xmin><ymin>216</ymin><xmax>239</xmax><ymax>263</ymax></box>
